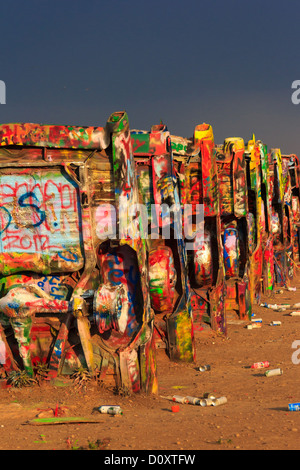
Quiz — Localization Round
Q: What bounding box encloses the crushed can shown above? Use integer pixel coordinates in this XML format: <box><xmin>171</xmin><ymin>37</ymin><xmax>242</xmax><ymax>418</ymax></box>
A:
<box><xmin>251</xmin><ymin>361</ymin><xmax>270</xmax><ymax>369</ymax></box>
<box><xmin>270</xmin><ymin>321</ymin><xmax>281</xmax><ymax>326</ymax></box>
<box><xmin>288</xmin><ymin>403</ymin><xmax>300</xmax><ymax>411</ymax></box>
<box><xmin>251</xmin><ymin>318</ymin><xmax>263</xmax><ymax>323</ymax></box>
<box><xmin>98</xmin><ymin>406</ymin><xmax>123</xmax><ymax>415</ymax></box>
<box><xmin>246</xmin><ymin>323</ymin><xmax>261</xmax><ymax>329</ymax></box>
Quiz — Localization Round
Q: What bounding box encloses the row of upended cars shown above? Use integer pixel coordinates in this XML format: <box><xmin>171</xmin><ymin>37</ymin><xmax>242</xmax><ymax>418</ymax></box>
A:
<box><xmin>0</xmin><ymin>111</ymin><xmax>298</xmax><ymax>394</ymax></box>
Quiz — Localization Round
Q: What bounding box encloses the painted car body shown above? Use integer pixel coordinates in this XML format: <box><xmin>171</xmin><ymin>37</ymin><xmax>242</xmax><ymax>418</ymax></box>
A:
<box><xmin>170</xmin><ymin>124</ymin><xmax>226</xmax><ymax>335</ymax></box>
<box><xmin>216</xmin><ymin>137</ymin><xmax>251</xmax><ymax>320</ymax></box>
<box><xmin>0</xmin><ymin>111</ymin><xmax>158</xmax><ymax>394</ymax></box>
<box><xmin>131</xmin><ymin>124</ymin><xmax>195</xmax><ymax>363</ymax></box>
<box><xmin>270</xmin><ymin>148</ymin><xmax>294</xmax><ymax>287</ymax></box>
<box><xmin>282</xmin><ymin>154</ymin><xmax>300</xmax><ymax>264</ymax></box>
<box><xmin>244</xmin><ymin>136</ymin><xmax>265</xmax><ymax>306</ymax></box>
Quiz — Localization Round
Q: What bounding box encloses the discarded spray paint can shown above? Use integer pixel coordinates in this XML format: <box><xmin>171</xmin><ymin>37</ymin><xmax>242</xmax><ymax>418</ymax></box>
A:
<box><xmin>203</xmin><ymin>392</ymin><xmax>216</xmax><ymax>399</ymax></box>
<box><xmin>185</xmin><ymin>396</ymin><xmax>201</xmax><ymax>405</ymax></box>
<box><xmin>212</xmin><ymin>397</ymin><xmax>227</xmax><ymax>407</ymax></box>
<box><xmin>260</xmin><ymin>303</ymin><xmax>287</xmax><ymax>311</ymax></box>
<box><xmin>260</xmin><ymin>303</ymin><xmax>275</xmax><ymax>308</ymax></box>
<box><xmin>246</xmin><ymin>323</ymin><xmax>261</xmax><ymax>329</ymax></box>
<box><xmin>270</xmin><ymin>321</ymin><xmax>281</xmax><ymax>326</ymax></box>
<box><xmin>199</xmin><ymin>365</ymin><xmax>211</xmax><ymax>372</ymax></box>
<box><xmin>288</xmin><ymin>403</ymin><xmax>300</xmax><ymax>411</ymax></box>
<box><xmin>98</xmin><ymin>406</ymin><xmax>123</xmax><ymax>415</ymax></box>
<box><xmin>172</xmin><ymin>395</ymin><xmax>189</xmax><ymax>404</ymax></box>
<box><xmin>251</xmin><ymin>361</ymin><xmax>270</xmax><ymax>369</ymax></box>
<box><xmin>200</xmin><ymin>398</ymin><xmax>214</xmax><ymax>407</ymax></box>
<box><xmin>265</xmin><ymin>368</ymin><xmax>283</xmax><ymax>377</ymax></box>
<box><xmin>251</xmin><ymin>318</ymin><xmax>263</xmax><ymax>323</ymax></box>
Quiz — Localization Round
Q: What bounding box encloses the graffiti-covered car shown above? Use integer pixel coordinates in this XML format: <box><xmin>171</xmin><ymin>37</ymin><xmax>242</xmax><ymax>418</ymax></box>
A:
<box><xmin>269</xmin><ymin>148</ymin><xmax>294</xmax><ymax>287</ymax></box>
<box><xmin>244</xmin><ymin>136</ymin><xmax>266</xmax><ymax>306</ymax></box>
<box><xmin>170</xmin><ymin>123</ymin><xmax>226</xmax><ymax>335</ymax></box>
<box><xmin>282</xmin><ymin>154</ymin><xmax>300</xmax><ymax>263</ymax></box>
<box><xmin>131</xmin><ymin>124</ymin><xmax>195</xmax><ymax>363</ymax></box>
<box><xmin>0</xmin><ymin>111</ymin><xmax>157</xmax><ymax>394</ymax></box>
<box><xmin>216</xmin><ymin>138</ymin><xmax>251</xmax><ymax>321</ymax></box>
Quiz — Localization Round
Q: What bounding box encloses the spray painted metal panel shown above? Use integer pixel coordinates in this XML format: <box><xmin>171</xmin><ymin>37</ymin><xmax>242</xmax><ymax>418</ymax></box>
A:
<box><xmin>171</xmin><ymin>124</ymin><xmax>226</xmax><ymax>335</ymax></box>
<box><xmin>216</xmin><ymin>137</ymin><xmax>251</xmax><ymax>321</ymax></box>
<box><xmin>132</xmin><ymin>124</ymin><xmax>195</xmax><ymax>363</ymax></box>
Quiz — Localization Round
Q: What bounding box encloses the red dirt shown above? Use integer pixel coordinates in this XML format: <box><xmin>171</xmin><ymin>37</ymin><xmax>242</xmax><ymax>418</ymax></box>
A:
<box><xmin>1</xmin><ymin>276</ymin><xmax>300</xmax><ymax>451</ymax></box>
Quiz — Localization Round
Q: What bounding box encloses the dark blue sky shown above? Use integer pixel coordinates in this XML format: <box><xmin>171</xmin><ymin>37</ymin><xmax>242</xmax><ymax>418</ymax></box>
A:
<box><xmin>1</xmin><ymin>0</ymin><xmax>300</xmax><ymax>153</ymax></box>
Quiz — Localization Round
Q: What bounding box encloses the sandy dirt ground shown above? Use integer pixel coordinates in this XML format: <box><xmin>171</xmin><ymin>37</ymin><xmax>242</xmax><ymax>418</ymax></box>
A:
<box><xmin>1</xmin><ymin>276</ymin><xmax>300</xmax><ymax>453</ymax></box>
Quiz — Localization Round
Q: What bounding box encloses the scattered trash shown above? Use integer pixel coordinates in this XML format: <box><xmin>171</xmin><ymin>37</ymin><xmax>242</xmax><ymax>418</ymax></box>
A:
<box><xmin>288</xmin><ymin>403</ymin><xmax>300</xmax><ymax>411</ymax></box>
<box><xmin>172</xmin><ymin>395</ymin><xmax>189</xmax><ymax>404</ymax></box>
<box><xmin>212</xmin><ymin>397</ymin><xmax>228</xmax><ymax>407</ymax></box>
<box><xmin>260</xmin><ymin>303</ymin><xmax>289</xmax><ymax>311</ymax></box>
<box><xmin>251</xmin><ymin>318</ymin><xmax>263</xmax><ymax>323</ymax></box>
<box><xmin>98</xmin><ymin>406</ymin><xmax>123</xmax><ymax>415</ymax></box>
<box><xmin>251</xmin><ymin>361</ymin><xmax>270</xmax><ymax>369</ymax></box>
<box><xmin>270</xmin><ymin>321</ymin><xmax>281</xmax><ymax>326</ymax></box>
<box><xmin>289</xmin><ymin>312</ymin><xmax>300</xmax><ymax>316</ymax></box>
<box><xmin>287</xmin><ymin>287</ymin><xmax>297</xmax><ymax>292</ymax></box>
<box><xmin>200</xmin><ymin>398</ymin><xmax>214</xmax><ymax>407</ymax></box>
<box><xmin>246</xmin><ymin>323</ymin><xmax>261</xmax><ymax>329</ymax></box>
<box><xmin>275</xmin><ymin>289</ymin><xmax>284</xmax><ymax>294</ymax></box>
<box><xmin>171</xmin><ymin>405</ymin><xmax>180</xmax><ymax>413</ymax></box>
<box><xmin>265</xmin><ymin>368</ymin><xmax>283</xmax><ymax>377</ymax></box>
<box><xmin>185</xmin><ymin>396</ymin><xmax>201</xmax><ymax>405</ymax></box>
<box><xmin>162</xmin><ymin>392</ymin><xmax>221</xmax><ymax>407</ymax></box>
<box><xmin>199</xmin><ymin>365</ymin><xmax>211</xmax><ymax>372</ymax></box>
<box><xmin>260</xmin><ymin>302</ymin><xmax>276</xmax><ymax>309</ymax></box>
<box><xmin>203</xmin><ymin>392</ymin><xmax>216</xmax><ymax>399</ymax></box>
